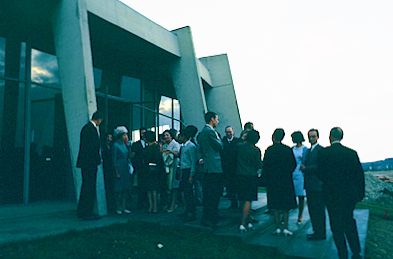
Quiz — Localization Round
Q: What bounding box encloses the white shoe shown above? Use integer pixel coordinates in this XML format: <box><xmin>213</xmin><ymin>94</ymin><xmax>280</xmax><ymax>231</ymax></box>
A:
<box><xmin>123</xmin><ymin>209</ymin><xmax>131</xmax><ymax>214</ymax></box>
<box><xmin>282</xmin><ymin>229</ymin><xmax>293</xmax><ymax>236</ymax></box>
<box><xmin>116</xmin><ymin>210</ymin><xmax>123</xmax><ymax>215</ymax></box>
<box><xmin>247</xmin><ymin>223</ymin><xmax>254</xmax><ymax>230</ymax></box>
<box><xmin>273</xmin><ymin>228</ymin><xmax>281</xmax><ymax>235</ymax></box>
<box><xmin>239</xmin><ymin>225</ymin><xmax>247</xmax><ymax>233</ymax></box>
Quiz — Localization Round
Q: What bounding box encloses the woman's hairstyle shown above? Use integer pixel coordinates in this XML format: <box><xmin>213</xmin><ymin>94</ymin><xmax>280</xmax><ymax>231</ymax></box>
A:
<box><xmin>291</xmin><ymin>131</ymin><xmax>305</xmax><ymax>144</ymax></box>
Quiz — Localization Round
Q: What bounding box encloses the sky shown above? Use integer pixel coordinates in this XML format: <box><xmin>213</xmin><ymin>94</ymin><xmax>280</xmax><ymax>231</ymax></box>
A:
<box><xmin>120</xmin><ymin>0</ymin><xmax>393</xmax><ymax>162</ymax></box>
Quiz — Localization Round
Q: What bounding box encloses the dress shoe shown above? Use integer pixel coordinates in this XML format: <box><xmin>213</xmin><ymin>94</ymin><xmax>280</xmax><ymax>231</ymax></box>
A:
<box><xmin>307</xmin><ymin>233</ymin><xmax>326</xmax><ymax>241</ymax></box>
<box><xmin>282</xmin><ymin>229</ymin><xmax>293</xmax><ymax>236</ymax></box>
<box><xmin>239</xmin><ymin>225</ymin><xmax>247</xmax><ymax>233</ymax></box>
<box><xmin>247</xmin><ymin>223</ymin><xmax>254</xmax><ymax>230</ymax></box>
<box><xmin>273</xmin><ymin>228</ymin><xmax>281</xmax><ymax>235</ymax></box>
<box><xmin>123</xmin><ymin>209</ymin><xmax>131</xmax><ymax>214</ymax></box>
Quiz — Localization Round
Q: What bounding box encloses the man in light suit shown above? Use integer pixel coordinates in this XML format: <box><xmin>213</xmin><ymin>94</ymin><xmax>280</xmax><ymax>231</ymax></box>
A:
<box><xmin>76</xmin><ymin>111</ymin><xmax>103</xmax><ymax>220</ymax></box>
<box><xmin>318</xmin><ymin>127</ymin><xmax>365</xmax><ymax>259</ymax></box>
<box><xmin>301</xmin><ymin>128</ymin><xmax>326</xmax><ymax>240</ymax></box>
<box><xmin>197</xmin><ymin>111</ymin><xmax>224</xmax><ymax>228</ymax></box>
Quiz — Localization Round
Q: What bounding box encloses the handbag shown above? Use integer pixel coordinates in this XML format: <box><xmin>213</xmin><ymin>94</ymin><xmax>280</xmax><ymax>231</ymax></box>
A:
<box><xmin>128</xmin><ymin>162</ymin><xmax>134</xmax><ymax>175</ymax></box>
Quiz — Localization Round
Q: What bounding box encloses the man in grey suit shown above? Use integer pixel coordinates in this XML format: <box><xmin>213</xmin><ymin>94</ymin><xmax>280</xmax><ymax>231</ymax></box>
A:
<box><xmin>301</xmin><ymin>128</ymin><xmax>326</xmax><ymax>240</ymax></box>
<box><xmin>197</xmin><ymin>111</ymin><xmax>224</xmax><ymax>228</ymax></box>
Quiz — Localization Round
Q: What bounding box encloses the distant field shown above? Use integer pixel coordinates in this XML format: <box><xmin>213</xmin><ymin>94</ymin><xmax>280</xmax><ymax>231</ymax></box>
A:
<box><xmin>366</xmin><ymin>170</ymin><xmax>393</xmax><ymax>176</ymax></box>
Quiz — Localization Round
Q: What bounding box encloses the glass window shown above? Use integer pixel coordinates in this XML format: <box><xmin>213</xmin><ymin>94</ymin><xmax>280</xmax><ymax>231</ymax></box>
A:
<box><xmin>31</xmin><ymin>49</ymin><xmax>60</xmax><ymax>86</ymax></box>
<box><xmin>0</xmin><ymin>37</ymin><xmax>5</xmax><ymax>77</ymax></box>
<box><xmin>0</xmin><ymin>79</ymin><xmax>25</xmax><ymax>204</ymax></box>
<box><xmin>159</xmin><ymin>96</ymin><xmax>172</xmax><ymax>132</ymax></box>
<box><xmin>93</xmin><ymin>67</ymin><xmax>102</xmax><ymax>89</ymax></box>
<box><xmin>121</xmin><ymin>76</ymin><xmax>141</xmax><ymax>102</ymax></box>
<box><xmin>173</xmin><ymin>99</ymin><xmax>180</xmax><ymax>131</ymax></box>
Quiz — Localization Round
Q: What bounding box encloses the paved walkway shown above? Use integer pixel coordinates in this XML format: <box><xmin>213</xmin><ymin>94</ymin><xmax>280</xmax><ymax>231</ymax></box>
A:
<box><xmin>0</xmin><ymin>194</ymin><xmax>368</xmax><ymax>259</ymax></box>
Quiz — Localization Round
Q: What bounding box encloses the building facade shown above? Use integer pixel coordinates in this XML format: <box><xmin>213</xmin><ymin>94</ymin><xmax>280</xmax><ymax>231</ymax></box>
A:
<box><xmin>0</xmin><ymin>0</ymin><xmax>241</xmax><ymax>214</ymax></box>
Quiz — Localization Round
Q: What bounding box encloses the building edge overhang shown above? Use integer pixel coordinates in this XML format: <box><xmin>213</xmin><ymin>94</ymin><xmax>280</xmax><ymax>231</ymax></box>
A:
<box><xmin>86</xmin><ymin>0</ymin><xmax>181</xmax><ymax>57</ymax></box>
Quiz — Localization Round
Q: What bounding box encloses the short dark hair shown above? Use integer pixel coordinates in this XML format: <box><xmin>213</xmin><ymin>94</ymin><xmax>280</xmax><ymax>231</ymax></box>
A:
<box><xmin>272</xmin><ymin>128</ymin><xmax>285</xmax><ymax>142</ymax></box>
<box><xmin>243</xmin><ymin>122</ymin><xmax>254</xmax><ymax>130</ymax></box>
<box><xmin>185</xmin><ymin>125</ymin><xmax>198</xmax><ymax>138</ymax></box>
<box><xmin>204</xmin><ymin>111</ymin><xmax>217</xmax><ymax>124</ymax></box>
<box><xmin>330</xmin><ymin>127</ymin><xmax>344</xmax><ymax>140</ymax></box>
<box><xmin>144</xmin><ymin>130</ymin><xmax>156</xmax><ymax>143</ymax></box>
<box><xmin>308</xmin><ymin>128</ymin><xmax>319</xmax><ymax>137</ymax></box>
<box><xmin>225</xmin><ymin>126</ymin><xmax>233</xmax><ymax>131</ymax></box>
<box><xmin>291</xmin><ymin>131</ymin><xmax>305</xmax><ymax>144</ymax></box>
<box><xmin>91</xmin><ymin>110</ymin><xmax>103</xmax><ymax>121</ymax></box>
<box><xmin>246</xmin><ymin>129</ymin><xmax>260</xmax><ymax>145</ymax></box>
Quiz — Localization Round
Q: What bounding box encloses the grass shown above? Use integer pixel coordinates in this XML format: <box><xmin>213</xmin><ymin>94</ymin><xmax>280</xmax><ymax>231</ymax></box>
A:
<box><xmin>0</xmin><ymin>221</ymin><xmax>280</xmax><ymax>259</ymax></box>
<box><xmin>358</xmin><ymin>201</ymin><xmax>393</xmax><ymax>259</ymax></box>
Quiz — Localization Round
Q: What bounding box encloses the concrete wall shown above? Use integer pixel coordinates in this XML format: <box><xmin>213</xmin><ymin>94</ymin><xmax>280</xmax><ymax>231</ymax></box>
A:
<box><xmin>199</xmin><ymin>54</ymin><xmax>242</xmax><ymax>137</ymax></box>
<box><xmin>86</xmin><ymin>0</ymin><xmax>180</xmax><ymax>57</ymax></box>
<box><xmin>52</xmin><ymin>0</ymin><xmax>106</xmax><ymax>215</ymax></box>
<box><xmin>171</xmin><ymin>27</ymin><xmax>207</xmax><ymax>130</ymax></box>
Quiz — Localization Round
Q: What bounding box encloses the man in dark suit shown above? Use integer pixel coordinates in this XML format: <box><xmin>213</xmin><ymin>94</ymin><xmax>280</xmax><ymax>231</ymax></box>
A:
<box><xmin>301</xmin><ymin>128</ymin><xmax>326</xmax><ymax>240</ymax></box>
<box><xmin>197</xmin><ymin>111</ymin><xmax>224</xmax><ymax>228</ymax></box>
<box><xmin>130</xmin><ymin>128</ymin><xmax>147</xmax><ymax>210</ymax></box>
<box><xmin>221</xmin><ymin>126</ymin><xmax>240</xmax><ymax>209</ymax></box>
<box><xmin>76</xmin><ymin>111</ymin><xmax>103</xmax><ymax>220</ymax></box>
<box><xmin>318</xmin><ymin>127</ymin><xmax>365</xmax><ymax>259</ymax></box>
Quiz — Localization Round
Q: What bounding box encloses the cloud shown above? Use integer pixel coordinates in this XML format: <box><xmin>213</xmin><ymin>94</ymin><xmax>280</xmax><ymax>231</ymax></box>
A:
<box><xmin>31</xmin><ymin>49</ymin><xmax>59</xmax><ymax>84</ymax></box>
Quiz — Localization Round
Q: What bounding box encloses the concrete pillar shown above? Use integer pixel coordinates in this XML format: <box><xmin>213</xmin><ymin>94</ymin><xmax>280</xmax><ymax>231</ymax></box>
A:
<box><xmin>52</xmin><ymin>0</ymin><xmax>106</xmax><ymax>215</ymax></box>
<box><xmin>199</xmin><ymin>54</ymin><xmax>242</xmax><ymax>136</ymax></box>
<box><xmin>171</xmin><ymin>27</ymin><xmax>207</xmax><ymax>130</ymax></box>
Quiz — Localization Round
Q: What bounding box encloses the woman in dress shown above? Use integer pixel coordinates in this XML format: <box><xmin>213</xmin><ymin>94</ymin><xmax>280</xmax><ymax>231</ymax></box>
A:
<box><xmin>236</xmin><ymin>129</ymin><xmax>263</xmax><ymax>232</ymax></box>
<box><xmin>112</xmin><ymin>126</ymin><xmax>132</xmax><ymax>215</ymax></box>
<box><xmin>263</xmin><ymin>128</ymin><xmax>297</xmax><ymax>236</ymax></box>
<box><xmin>142</xmin><ymin>130</ymin><xmax>164</xmax><ymax>213</ymax></box>
<box><xmin>291</xmin><ymin>131</ymin><xmax>308</xmax><ymax>224</ymax></box>
<box><xmin>161</xmin><ymin>129</ymin><xmax>181</xmax><ymax>212</ymax></box>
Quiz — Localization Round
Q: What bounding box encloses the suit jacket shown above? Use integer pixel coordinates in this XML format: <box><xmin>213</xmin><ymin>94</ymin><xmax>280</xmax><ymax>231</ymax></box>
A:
<box><xmin>197</xmin><ymin>125</ymin><xmax>223</xmax><ymax>173</ymax></box>
<box><xmin>303</xmin><ymin>144</ymin><xmax>324</xmax><ymax>192</ymax></box>
<box><xmin>76</xmin><ymin>121</ymin><xmax>101</xmax><ymax>169</ymax></box>
<box><xmin>221</xmin><ymin>136</ymin><xmax>240</xmax><ymax>174</ymax></box>
<box><xmin>318</xmin><ymin>142</ymin><xmax>365</xmax><ymax>205</ymax></box>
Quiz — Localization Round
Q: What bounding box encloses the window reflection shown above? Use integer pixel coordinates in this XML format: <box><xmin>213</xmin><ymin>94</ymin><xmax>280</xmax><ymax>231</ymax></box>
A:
<box><xmin>0</xmin><ymin>37</ymin><xmax>5</xmax><ymax>77</ymax></box>
<box><xmin>31</xmin><ymin>49</ymin><xmax>59</xmax><ymax>86</ymax></box>
<box><xmin>93</xmin><ymin>67</ymin><xmax>102</xmax><ymax>89</ymax></box>
<box><xmin>121</xmin><ymin>76</ymin><xmax>141</xmax><ymax>102</ymax></box>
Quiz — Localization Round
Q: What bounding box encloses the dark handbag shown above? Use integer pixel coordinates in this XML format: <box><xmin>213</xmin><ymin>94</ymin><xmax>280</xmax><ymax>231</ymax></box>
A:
<box><xmin>175</xmin><ymin>166</ymin><xmax>182</xmax><ymax>181</ymax></box>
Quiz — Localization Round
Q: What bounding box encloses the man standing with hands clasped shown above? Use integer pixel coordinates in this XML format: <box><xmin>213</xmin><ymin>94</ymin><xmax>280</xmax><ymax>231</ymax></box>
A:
<box><xmin>76</xmin><ymin>111</ymin><xmax>103</xmax><ymax>220</ymax></box>
<box><xmin>318</xmin><ymin>127</ymin><xmax>365</xmax><ymax>259</ymax></box>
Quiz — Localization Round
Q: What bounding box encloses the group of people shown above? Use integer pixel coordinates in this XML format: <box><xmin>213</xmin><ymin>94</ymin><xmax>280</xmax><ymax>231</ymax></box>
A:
<box><xmin>76</xmin><ymin>110</ymin><xmax>365</xmax><ymax>259</ymax></box>
<box><xmin>262</xmin><ymin>127</ymin><xmax>365</xmax><ymax>259</ymax></box>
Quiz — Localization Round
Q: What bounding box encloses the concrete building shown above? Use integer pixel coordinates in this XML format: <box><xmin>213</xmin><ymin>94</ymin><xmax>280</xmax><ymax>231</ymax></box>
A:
<box><xmin>0</xmin><ymin>0</ymin><xmax>241</xmax><ymax>214</ymax></box>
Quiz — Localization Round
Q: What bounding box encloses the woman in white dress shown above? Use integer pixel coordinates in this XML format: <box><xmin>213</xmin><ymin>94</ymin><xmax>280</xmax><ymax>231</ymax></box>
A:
<box><xmin>162</xmin><ymin>129</ymin><xmax>181</xmax><ymax>213</ymax></box>
<box><xmin>291</xmin><ymin>131</ymin><xmax>308</xmax><ymax>224</ymax></box>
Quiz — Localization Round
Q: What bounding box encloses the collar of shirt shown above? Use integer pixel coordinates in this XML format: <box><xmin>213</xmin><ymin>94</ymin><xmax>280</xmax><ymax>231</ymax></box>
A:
<box><xmin>184</xmin><ymin>140</ymin><xmax>191</xmax><ymax>146</ymax></box>
<box><xmin>227</xmin><ymin>136</ymin><xmax>234</xmax><ymax>142</ymax></box>
<box><xmin>90</xmin><ymin>120</ymin><xmax>97</xmax><ymax>127</ymax></box>
<box><xmin>140</xmin><ymin>139</ymin><xmax>146</xmax><ymax>148</ymax></box>
<box><xmin>310</xmin><ymin>143</ymin><xmax>319</xmax><ymax>152</ymax></box>
<box><xmin>331</xmin><ymin>140</ymin><xmax>341</xmax><ymax>145</ymax></box>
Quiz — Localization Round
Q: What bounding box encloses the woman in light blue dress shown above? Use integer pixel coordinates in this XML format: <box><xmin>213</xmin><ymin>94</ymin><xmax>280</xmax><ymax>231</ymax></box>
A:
<box><xmin>291</xmin><ymin>131</ymin><xmax>308</xmax><ymax>224</ymax></box>
<box><xmin>112</xmin><ymin>126</ymin><xmax>132</xmax><ymax>215</ymax></box>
